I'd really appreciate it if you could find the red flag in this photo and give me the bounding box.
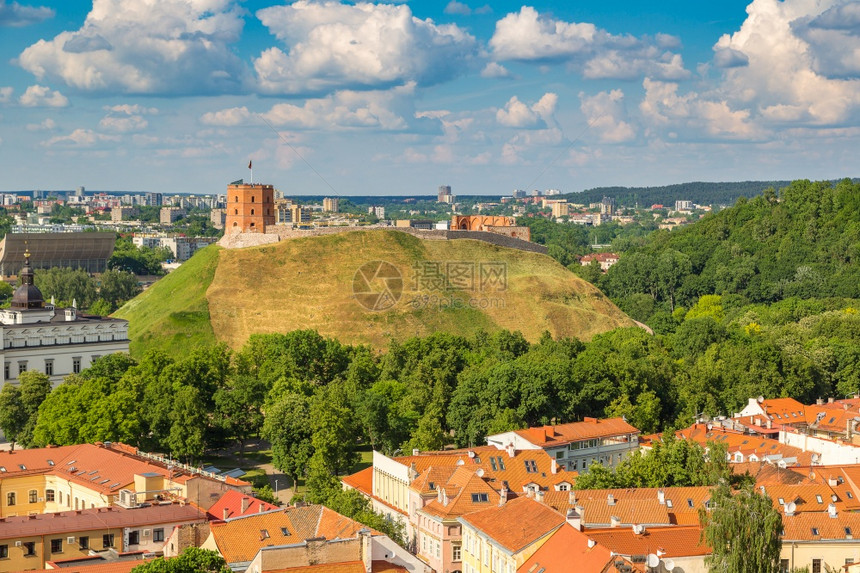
[248,160,252,169]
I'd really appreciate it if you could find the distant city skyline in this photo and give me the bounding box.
[0,0,858,196]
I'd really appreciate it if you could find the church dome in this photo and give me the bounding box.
[10,252,45,310]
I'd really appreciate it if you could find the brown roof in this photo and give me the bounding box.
[513,418,639,448]
[210,505,372,565]
[458,497,565,554]
[0,504,205,540]
[731,462,809,486]
[586,525,710,558]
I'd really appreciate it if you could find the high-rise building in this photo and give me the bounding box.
[226,182,275,233]
[323,197,340,213]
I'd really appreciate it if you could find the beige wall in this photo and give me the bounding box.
[782,541,860,572]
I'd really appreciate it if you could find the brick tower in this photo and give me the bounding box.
[225,182,275,233]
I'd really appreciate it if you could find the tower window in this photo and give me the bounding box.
[234,209,238,215]
[234,196,238,202]
[251,196,255,202]
[251,209,255,215]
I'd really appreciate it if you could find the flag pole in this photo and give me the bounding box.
[249,159,254,186]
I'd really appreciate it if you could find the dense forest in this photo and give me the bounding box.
[569,180,797,207]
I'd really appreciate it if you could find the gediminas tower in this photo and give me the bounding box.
[226,182,275,233]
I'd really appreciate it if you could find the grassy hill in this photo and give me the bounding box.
[116,230,635,357]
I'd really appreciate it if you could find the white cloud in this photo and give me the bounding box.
[254,1,477,94]
[0,86,12,103]
[712,0,860,126]
[200,106,253,127]
[99,115,147,132]
[104,104,157,115]
[444,1,471,16]
[496,93,557,128]
[488,6,688,80]
[480,62,512,78]
[0,0,53,27]
[19,84,68,107]
[26,117,56,131]
[579,90,636,143]
[18,0,246,95]
[42,128,120,147]
[261,83,417,130]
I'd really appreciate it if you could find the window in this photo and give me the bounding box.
[6,492,14,506]
[251,209,255,215]
[234,196,238,202]
[666,499,673,509]
[497,457,505,471]
[17,361,27,374]
[452,544,462,562]
[815,494,823,504]
[23,542,36,556]
[28,490,37,503]
[556,451,564,459]
[558,483,569,491]
[44,360,54,376]
[813,559,821,573]
[234,209,238,215]
[51,539,63,553]
[846,527,853,536]
[46,489,55,502]
[3,362,8,379]
[687,498,694,508]
[0,545,7,559]
[280,527,290,536]
[103,534,114,548]
[811,528,820,536]
[153,529,164,543]
[80,536,89,550]
[524,460,538,473]
[260,529,270,540]
[471,493,489,503]
[490,457,497,471]
[847,491,854,499]
[73,357,81,374]
[128,531,140,545]
[779,559,789,573]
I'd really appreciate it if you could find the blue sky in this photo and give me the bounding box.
[0,0,858,196]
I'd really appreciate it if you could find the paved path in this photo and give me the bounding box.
[209,440,296,505]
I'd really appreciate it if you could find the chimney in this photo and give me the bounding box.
[568,490,576,506]
[566,508,582,531]
[607,494,616,506]
[259,503,265,513]
[828,397,834,404]
[499,487,508,506]
[536,490,545,504]
[551,459,558,475]
[241,497,249,513]
[817,398,824,405]
[848,420,853,440]
[413,448,420,456]
[766,419,773,430]
[587,539,596,548]
[506,443,516,458]
[828,503,838,518]
[610,515,620,528]
[657,489,665,505]
[223,507,229,520]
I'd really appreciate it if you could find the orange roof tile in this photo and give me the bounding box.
[267,562,365,573]
[782,511,860,541]
[43,558,154,573]
[513,418,639,448]
[586,525,710,558]
[342,466,373,495]
[208,489,279,520]
[420,468,501,519]
[459,497,565,553]
[518,524,618,573]
[677,424,815,466]
[210,505,373,565]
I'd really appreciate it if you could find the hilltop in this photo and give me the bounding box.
[115,230,635,357]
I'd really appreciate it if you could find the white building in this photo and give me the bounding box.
[1,253,129,387]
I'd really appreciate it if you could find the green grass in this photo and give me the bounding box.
[119,230,635,355]
[114,244,220,359]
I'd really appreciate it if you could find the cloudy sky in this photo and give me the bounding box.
[0,0,858,196]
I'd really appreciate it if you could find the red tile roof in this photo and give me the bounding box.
[586,525,710,558]
[518,524,619,573]
[513,418,639,448]
[782,511,860,541]
[458,497,565,553]
[342,467,373,494]
[0,504,205,540]
[43,558,154,573]
[207,489,278,520]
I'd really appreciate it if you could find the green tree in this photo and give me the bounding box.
[131,547,230,573]
[167,385,206,462]
[99,269,142,310]
[701,483,782,573]
[0,384,26,449]
[261,392,313,489]
[35,267,97,308]
[214,374,267,457]
[17,371,52,447]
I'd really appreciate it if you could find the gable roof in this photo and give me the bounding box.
[209,505,372,565]
[517,524,621,573]
[207,489,278,520]
[513,418,639,448]
[585,525,710,558]
[458,497,565,554]
[782,511,860,541]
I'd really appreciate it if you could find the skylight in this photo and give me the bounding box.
[811,528,820,535]
[280,527,290,536]
[471,493,489,503]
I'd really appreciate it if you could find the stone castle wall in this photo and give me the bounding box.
[218,225,548,255]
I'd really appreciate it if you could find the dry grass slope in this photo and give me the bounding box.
[205,230,634,349]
